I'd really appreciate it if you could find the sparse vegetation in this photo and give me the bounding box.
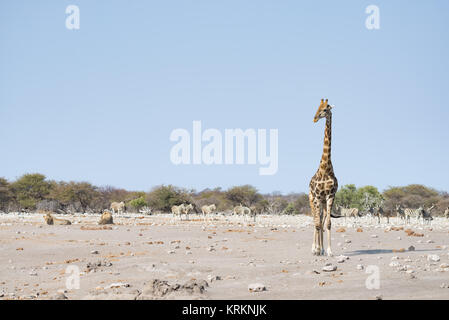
[0,173,448,216]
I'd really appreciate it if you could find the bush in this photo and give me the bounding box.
[146,185,191,212]
[11,174,52,210]
[225,185,262,207]
[128,197,148,212]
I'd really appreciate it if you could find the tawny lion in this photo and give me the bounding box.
[43,212,71,225]
[98,210,114,225]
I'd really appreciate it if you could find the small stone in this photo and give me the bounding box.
[389,261,400,267]
[105,282,130,289]
[52,292,68,300]
[207,275,221,282]
[345,239,351,244]
[91,250,99,254]
[322,264,337,272]
[167,250,175,254]
[408,246,415,251]
[427,254,440,262]
[391,256,399,260]
[248,283,266,292]
[357,264,364,270]
[371,235,378,238]
[336,255,349,263]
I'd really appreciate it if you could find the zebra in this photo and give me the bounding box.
[171,204,185,220]
[233,204,252,220]
[110,201,125,214]
[404,206,424,224]
[201,204,216,221]
[334,206,359,221]
[420,204,435,225]
[395,204,405,222]
[182,203,194,220]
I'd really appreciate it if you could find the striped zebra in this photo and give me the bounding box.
[395,204,405,223]
[404,206,423,224]
[171,204,185,219]
[420,204,435,225]
[334,206,359,221]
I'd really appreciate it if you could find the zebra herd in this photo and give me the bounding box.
[334,204,448,225]
[170,203,256,221]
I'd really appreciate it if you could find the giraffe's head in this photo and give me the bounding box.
[314,98,333,123]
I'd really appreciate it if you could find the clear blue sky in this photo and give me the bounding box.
[1,1,448,194]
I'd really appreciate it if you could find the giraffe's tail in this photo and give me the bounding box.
[330,212,344,218]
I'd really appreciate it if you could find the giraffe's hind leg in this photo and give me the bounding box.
[325,198,334,256]
[310,195,321,255]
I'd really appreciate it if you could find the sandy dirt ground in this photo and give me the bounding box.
[0,212,448,300]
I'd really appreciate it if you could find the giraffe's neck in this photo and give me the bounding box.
[318,112,333,176]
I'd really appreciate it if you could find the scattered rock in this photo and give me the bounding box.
[248,283,266,292]
[408,246,415,251]
[51,292,68,300]
[357,264,364,270]
[322,264,337,272]
[427,254,440,262]
[207,275,222,282]
[336,255,349,263]
[104,282,131,289]
[137,279,208,299]
[389,261,400,267]
[86,260,112,272]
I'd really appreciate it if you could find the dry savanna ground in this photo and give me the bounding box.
[0,212,448,300]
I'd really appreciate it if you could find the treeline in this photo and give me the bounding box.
[0,174,448,216]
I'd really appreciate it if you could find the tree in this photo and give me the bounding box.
[335,184,359,209]
[128,197,148,212]
[11,174,52,209]
[0,178,12,211]
[225,185,262,207]
[293,193,310,215]
[383,184,440,212]
[357,185,383,212]
[146,185,191,212]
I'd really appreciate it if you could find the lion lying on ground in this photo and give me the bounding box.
[43,212,71,225]
[98,210,114,225]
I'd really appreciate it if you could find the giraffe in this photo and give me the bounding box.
[309,98,338,256]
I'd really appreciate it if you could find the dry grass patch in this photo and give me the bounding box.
[405,229,424,237]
